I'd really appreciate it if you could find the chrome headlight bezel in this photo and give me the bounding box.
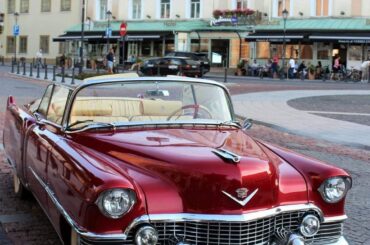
[96,188,136,219]
[318,176,352,203]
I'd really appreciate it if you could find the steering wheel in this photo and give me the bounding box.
[167,104,213,121]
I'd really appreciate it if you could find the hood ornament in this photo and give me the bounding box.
[212,148,241,163]
[222,188,258,207]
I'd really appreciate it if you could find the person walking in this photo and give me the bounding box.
[361,59,370,83]
[288,57,295,79]
[271,55,279,78]
[36,49,44,68]
[106,48,115,74]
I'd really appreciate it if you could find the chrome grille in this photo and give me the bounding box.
[79,210,343,245]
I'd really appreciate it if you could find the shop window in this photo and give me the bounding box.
[141,40,151,56]
[348,45,362,61]
[257,42,270,59]
[40,35,50,54]
[160,0,171,19]
[132,0,142,19]
[317,43,330,59]
[316,0,328,16]
[20,0,29,13]
[278,0,290,16]
[41,0,51,12]
[190,0,201,19]
[8,0,15,14]
[300,45,313,59]
[19,36,27,53]
[237,0,248,9]
[61,0,71,11]
[6,36,15,54]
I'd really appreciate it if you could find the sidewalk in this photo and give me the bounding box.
[232,90,370,148]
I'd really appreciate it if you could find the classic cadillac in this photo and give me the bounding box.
[3,74,351,245]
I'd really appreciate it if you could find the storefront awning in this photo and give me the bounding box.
[245,34,304,42]
[53,34,121,42]
[309,34,370,44]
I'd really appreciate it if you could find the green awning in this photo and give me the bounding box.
[255,18,370,31]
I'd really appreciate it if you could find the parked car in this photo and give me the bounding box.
[166,51,211,75]
[4,74,351,245]
[141,57,201,77]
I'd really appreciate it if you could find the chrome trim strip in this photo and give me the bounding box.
[28,167,127,241]
[326,236,349,245]
[27,167,348,242]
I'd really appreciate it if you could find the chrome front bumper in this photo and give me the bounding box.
[327,237,349,245]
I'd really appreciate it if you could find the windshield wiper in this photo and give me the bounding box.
[67,120,116,131]
[218,120,242,128]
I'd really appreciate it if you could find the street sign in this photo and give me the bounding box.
[13,24,19,36]
[105,27,112,38]
[120,22,127,36]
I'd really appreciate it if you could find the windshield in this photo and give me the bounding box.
[68,81,233,129]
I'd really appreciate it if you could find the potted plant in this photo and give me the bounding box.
[235,59,245,76]
[213,10,223,19]
[308,64,316,80]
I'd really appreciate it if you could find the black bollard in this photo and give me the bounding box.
[29,63,33,77]
[61,66,65,83]
[224,67,228,83]
[44,65,48,80]
[368,67,370,83]
[11,62,14,73]
[52,66,56,81]
[1,56,4,66]
[36,64,40,78]
[71,67,75,84]
[17,62,20,74]
[23,62,26,75]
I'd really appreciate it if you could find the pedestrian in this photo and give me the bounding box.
[288,57,295,79]
[315,61,322,79]
[251,59,258,76]
[361,59,370,83]
[106,48,115,74]
[271,55,279,78]
[297,60,307,79]
[60,53,66,68]
[36,49,43,68]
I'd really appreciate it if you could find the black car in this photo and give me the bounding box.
[166,51,210,75]
[140,57,202,77]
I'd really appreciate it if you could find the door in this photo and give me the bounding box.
[211,39,230,67]
[25,85,70,213]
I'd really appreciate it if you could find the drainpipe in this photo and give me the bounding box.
[235,31,242,61]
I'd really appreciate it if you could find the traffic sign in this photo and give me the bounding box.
[105,27,112,38]
[13,24,19,36]
[120,22,127,36]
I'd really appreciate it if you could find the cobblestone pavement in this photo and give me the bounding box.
[1,67,370,244]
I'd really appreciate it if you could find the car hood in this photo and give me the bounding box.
[71,128,308,215]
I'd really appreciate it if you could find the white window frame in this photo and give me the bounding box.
[157,0,171,19]
[189,0,201,19]
[129,0,142,20]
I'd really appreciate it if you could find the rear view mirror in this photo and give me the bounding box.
[146,90,170,97]
[242,118,253,130]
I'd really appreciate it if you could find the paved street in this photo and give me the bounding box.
[0,66,369,244]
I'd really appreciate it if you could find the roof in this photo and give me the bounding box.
[255,17,370,32]
[66,19,250,33]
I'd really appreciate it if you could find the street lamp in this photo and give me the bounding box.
[106,10,112,51]
[79,0,86,74]
[13,12,19,65]
[281,8,288,79]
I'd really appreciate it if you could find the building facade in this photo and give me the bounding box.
[0,0,83,62]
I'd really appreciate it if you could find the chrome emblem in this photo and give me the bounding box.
[236,188,248,199]
[222,188,259,207]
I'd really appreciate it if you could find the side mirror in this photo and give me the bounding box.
[242,118,253,130]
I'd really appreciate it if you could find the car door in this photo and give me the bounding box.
[168,58,182,75]
[24,85,70,213]
[158,58,169,75]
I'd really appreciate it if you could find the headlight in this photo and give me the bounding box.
[300,214,320,237]
[96,188,136,218]
[318,177,351,203]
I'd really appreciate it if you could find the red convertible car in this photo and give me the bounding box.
[3,74,351,245]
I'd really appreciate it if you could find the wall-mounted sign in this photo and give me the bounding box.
[164,21,177,27]
[210,16,238,26]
